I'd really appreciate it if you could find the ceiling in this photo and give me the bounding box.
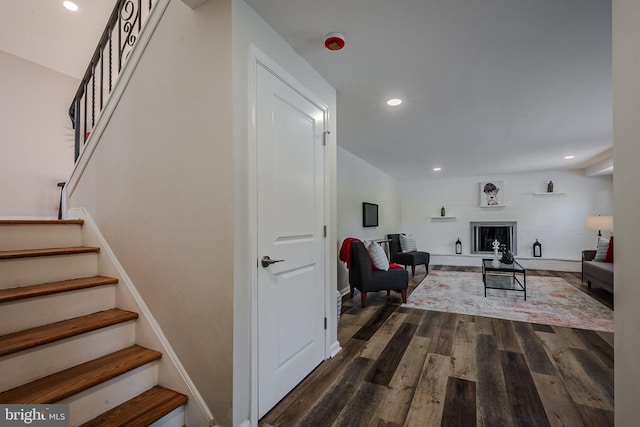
[0,0,115,79]
[245,0,612,181]
[2,0,612,181]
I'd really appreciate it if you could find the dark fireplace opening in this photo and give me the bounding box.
[471,221,517,255]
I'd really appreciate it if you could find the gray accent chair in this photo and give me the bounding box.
[349,240,409,307]
[387,233,430,277]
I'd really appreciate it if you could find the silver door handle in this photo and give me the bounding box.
[261,256,284,268]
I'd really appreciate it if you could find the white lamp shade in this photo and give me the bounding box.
[586,216,614,231]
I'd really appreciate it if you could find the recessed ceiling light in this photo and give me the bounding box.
[63,1,79,12]
[433,167,442,172]
[564,155,575,159]
[386,98,402,107]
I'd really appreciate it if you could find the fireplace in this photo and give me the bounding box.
[470,221,517,255]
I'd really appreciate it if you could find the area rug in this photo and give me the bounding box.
[403,271,613,332]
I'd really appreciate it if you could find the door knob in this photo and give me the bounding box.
[261,256,284,268]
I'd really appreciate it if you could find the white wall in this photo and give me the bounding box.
[613,0,640,424]
[400,170,612,270]
[67,1,234,425]
[232,1,337,426]
[0,51,76,217]
[336,146,402,294]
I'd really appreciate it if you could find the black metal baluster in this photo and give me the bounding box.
[118,1,122,72]
[91,68,96,128]
[74,97,81,161]
[109,31,113,92]
[100,50,104,111]
[83,83,88,143]
[57,182,66,220]
[138,0,142,32]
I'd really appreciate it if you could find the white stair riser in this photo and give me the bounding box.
[0,253,98,289]
[62,361,160,427]
[150,406,186,427]
[0,322,136,392]
[0,286,116,335]
[0,224,82,251]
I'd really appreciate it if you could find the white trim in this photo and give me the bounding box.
[236,420,251,427]
[0,216,58,220]
[247,44,259,427]
[65,0,171,201]
[330,341,342,358]
[180,0,210,9]
[67,207,216,427]
[248,45,332,426]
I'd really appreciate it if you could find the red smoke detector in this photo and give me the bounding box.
[324,33,345,51]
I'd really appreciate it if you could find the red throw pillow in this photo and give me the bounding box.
[605,236,614,263]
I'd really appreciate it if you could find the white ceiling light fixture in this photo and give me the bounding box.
[564,155,575,159]
[433,167,442,172]
[63,1,79,12]
[386,98,402,107]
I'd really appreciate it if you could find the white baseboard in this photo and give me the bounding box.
[330,340,342,358]
[430,254,581,272]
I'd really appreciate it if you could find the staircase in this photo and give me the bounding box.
[0,219,187,426]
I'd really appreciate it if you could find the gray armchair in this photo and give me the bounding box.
[349,241,409,307]
[387,234,430,277]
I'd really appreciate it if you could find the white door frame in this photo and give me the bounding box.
[247,45,335,426]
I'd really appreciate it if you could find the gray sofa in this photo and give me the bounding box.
[582,250,614,293]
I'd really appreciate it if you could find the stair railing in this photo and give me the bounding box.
[68,0,156,162]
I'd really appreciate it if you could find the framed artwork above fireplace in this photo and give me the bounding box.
[479,180,505,207]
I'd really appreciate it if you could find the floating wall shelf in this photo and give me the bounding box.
[431,216,456,219]
[532,192,567,196]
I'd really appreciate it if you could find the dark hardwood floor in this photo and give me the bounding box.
[260,266,614,427]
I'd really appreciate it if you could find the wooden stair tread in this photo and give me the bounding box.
[0,219,84,225]
[0,246,100,260]
[80,386,188,427]
[0,345,161,403]
[0,308,138,357]
[0,276,119,303]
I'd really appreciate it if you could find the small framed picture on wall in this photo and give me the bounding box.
[479,180,505,207]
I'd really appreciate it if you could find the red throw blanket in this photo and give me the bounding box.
[339,237,360,269]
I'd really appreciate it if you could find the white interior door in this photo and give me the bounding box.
[256,62,326,418]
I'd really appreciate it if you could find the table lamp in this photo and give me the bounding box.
[586,215,614,237]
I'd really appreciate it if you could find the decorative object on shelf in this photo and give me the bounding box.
[491,239,501,267]
[586,215,613,237]
[532,192,566,196]
[498,243,514,264]
[440,206,446,217]
[533,239,542,257]
[455,238,462,254]
[479,181,505,207]
[547,181,554,193]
